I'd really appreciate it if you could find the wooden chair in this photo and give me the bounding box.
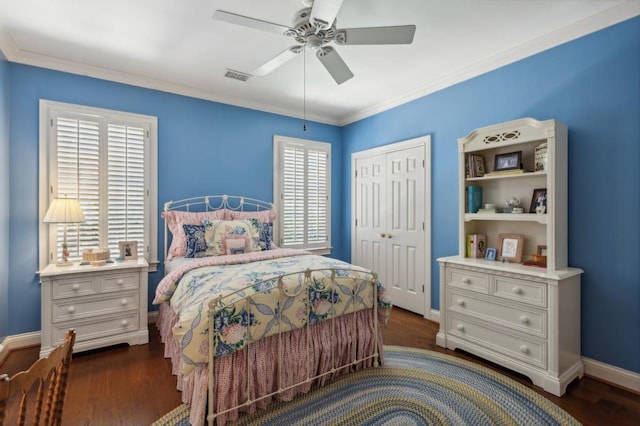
[0,330,75,426]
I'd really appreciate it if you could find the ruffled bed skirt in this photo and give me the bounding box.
[157,303,384,426]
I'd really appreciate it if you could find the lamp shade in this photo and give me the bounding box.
[43,197,85,223]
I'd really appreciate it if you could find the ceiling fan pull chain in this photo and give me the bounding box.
[303,46,307,132]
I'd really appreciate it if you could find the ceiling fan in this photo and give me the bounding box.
[213,0,416,84]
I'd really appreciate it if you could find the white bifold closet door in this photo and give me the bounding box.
[352,137,429,316]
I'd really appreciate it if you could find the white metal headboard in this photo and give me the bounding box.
[162,194,274,263]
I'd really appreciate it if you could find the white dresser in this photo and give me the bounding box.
[437,118,583,396]
[39,259,149,357]
[437,257,582,396]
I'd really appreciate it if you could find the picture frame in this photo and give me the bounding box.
[537,245,548,256]
[118,240,138,260]
[529,188,547,213]
[485,247,497,261]
[493,151,522,171]
[497,233,524,263]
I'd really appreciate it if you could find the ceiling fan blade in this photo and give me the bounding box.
[213,10,291,35]
[336,25,416,45]
[253,46,303,76]
[316,47,353,84]
[310,0,344,30]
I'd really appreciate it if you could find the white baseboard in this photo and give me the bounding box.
[0,331,40,365]
[428,309,440,323]
[2,314,638,395]
[582,356,640,394]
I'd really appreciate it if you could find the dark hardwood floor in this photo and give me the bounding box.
[2,308,639,425]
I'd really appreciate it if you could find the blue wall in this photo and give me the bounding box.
[4,16,639,375]
[0,53,9,342]
[342,16,640,374]
[7,65,343,336]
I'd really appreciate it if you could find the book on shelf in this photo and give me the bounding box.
[477,208,497,214]
[466,234,487,258]
[465,154,486,178]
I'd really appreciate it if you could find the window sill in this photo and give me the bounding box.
[304,247,332,256]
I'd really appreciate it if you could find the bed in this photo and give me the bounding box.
[154,195,391,426]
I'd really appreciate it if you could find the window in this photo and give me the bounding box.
[273,135,331,253]
[39,100,158,271]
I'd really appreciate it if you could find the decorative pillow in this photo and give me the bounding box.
[203,220,260,256]
[225,238,248,255]
[246,219,273,250]
[183,224,207,258]
[162,209,230,260]
[229,209,277,223]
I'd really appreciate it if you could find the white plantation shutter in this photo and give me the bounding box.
[41,101,157,267]
[107,124,146,257]
[274,136,331,252]
[55,116,101,259]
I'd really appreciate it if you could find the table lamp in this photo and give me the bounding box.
[43,195,85,266]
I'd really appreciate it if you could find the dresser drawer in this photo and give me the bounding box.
[447,268,489,294]
[52,313,140,347]
[53,293,139,323]
[448,289,546,338]
[448,315,546,369]
[52,276,100,299]
[493,276,547,307]
[101,272,140,293]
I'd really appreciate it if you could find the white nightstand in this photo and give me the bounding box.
[39,258,149,357]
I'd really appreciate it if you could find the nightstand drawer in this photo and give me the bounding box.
[448,289,546,338]
[53,293,139,322]
[448,315,546,369]
[493,276,547,307]
[447,268,489,294]
[52,276,100,299]
[52,313,140,346]
[101,272,139,293]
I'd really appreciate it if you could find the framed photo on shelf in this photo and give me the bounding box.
[530,188,547,213]
[537,245,547,256]
[497,233,524,263]
[493,151,522,171]
[485,247,497,261]
[118,240,138,260]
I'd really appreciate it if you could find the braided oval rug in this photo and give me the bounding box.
[154,345,580,426]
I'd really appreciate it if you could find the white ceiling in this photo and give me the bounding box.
[0,0,638,125]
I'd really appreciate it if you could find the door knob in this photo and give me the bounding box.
[378,233,387,238]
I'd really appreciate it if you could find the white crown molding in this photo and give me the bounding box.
[2,2,638,128]
[0,36,336,127]
[338,0,640,126]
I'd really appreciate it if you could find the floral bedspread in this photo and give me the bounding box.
[154,249,391,376]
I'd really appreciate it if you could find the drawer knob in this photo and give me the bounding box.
[519,315,530,324]
[121,319,129,327]
[121,299,128,306]
[512,287,523,295]
[456,324,465,332]
[72,284,80,291]
[456,299,465,307]
[520,345,530,355]
[67,306,75,314]
[462,277,471,284]
[117,279,124,285]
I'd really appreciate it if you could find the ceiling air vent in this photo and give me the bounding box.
[224,69,251,82]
